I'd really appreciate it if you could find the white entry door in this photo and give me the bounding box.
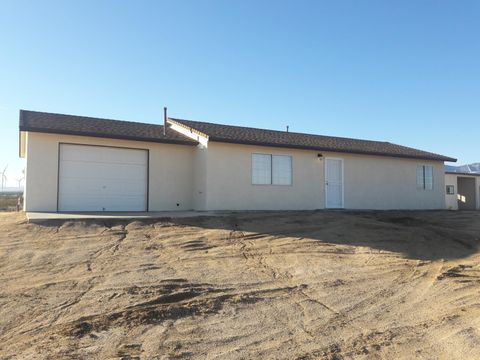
[58,144,148,211]
[325,158,344,209]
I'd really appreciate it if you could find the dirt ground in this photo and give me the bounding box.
[0,210,479,359]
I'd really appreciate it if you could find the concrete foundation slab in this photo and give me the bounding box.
[26,211,227,223]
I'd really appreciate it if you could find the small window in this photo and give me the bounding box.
[417,165,434,190]
[446,185,455,195]
[252,153,292,185]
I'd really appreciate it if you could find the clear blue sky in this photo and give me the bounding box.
[1,0,478,186]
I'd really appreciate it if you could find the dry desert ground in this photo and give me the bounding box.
[0,210,479,359]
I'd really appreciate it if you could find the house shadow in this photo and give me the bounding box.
[36,210,479,262]
[169,210,480,262]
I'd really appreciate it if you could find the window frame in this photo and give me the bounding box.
[251,153,293,186]
[446,185,455,195]
[251,153,272,185]
[272,154,293,186]
[417,165,434,191]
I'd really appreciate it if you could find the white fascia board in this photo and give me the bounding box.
[167,120,209,147]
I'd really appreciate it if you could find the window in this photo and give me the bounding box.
[272,155,292,185]
[417,165,434,190]
[252,154,271,185]
[252,153,292,185]
[446,185,455,195]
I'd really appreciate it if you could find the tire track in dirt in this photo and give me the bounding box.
[0,225,130,345]
[57,282,308,339]
[231,220,412,336]
[229,224,345,343]
[1,211,480,359]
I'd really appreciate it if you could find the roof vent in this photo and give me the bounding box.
[286,125,289,132]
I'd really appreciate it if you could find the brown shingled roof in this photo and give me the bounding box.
[18,110,456,162]
[169,118,456,162]
[19,110,197,146]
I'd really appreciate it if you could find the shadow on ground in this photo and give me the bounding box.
[37,210,480,261]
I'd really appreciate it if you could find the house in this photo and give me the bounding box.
[19,110,456,212]
[445,172,480,210]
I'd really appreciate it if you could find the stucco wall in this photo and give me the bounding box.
[24,132,195,212]
[445,173,458,210]
[192,146,207,211]
[201,142,446,210]
[341,153,445,210]
[203,143,323,210]
[24,132,448,212]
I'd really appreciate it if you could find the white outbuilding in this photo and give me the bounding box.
[445,172,480,210]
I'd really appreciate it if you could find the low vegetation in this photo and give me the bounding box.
[0,210,479,359]
[0,192,22,211]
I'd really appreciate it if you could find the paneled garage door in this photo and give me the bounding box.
[58,144,148,211]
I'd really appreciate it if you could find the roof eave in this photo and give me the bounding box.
[445,171,480,177]
[208,137,456,162]
[19,127,199,146]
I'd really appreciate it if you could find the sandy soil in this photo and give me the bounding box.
[0,210,479,359]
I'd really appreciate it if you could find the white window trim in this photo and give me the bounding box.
[252,153,272,185]
[417,165,434,191]
[272,154,293,186]
[446,185,455,195]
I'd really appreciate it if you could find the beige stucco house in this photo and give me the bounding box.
[19,110,456,212]
[445,172,480,210]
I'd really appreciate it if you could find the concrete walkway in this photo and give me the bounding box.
[26,211,227,222]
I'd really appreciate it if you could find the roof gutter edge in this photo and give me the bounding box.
[19,127,199,146]
[207,137,457,162]
[445,171,480,176]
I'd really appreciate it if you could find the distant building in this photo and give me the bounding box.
[445,172,480,210]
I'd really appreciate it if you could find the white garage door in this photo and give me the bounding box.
[58,144,148,211]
